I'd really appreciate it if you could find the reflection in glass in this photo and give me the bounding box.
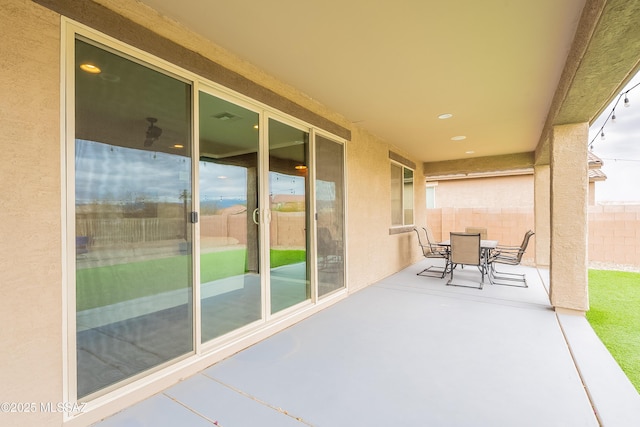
[199,92,261,342]
[268,119,310,313]
[404,168,414,225]
[391,163,403,225]
[316,136,345,296]
[75,39,193,398]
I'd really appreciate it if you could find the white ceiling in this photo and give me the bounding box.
[137,0,586,163]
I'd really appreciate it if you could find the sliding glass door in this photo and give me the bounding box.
[74,38,194,398]
[199,92,262,341]
[198,106,315,328]
[71,31,346,401]
[268,119,311,314]
[315,135,345,297]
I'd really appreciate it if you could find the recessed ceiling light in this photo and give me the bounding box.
[438,113,453,119]
[451,136,466,141]
[465,150,475,154]
[80,63,101,74]
[295,165,307,170]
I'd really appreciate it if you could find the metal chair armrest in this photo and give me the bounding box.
[495,244,521,250]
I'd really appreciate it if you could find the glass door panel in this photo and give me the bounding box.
[199,92,261,342]
[315,135,345,296]
[74,39,193,398]
[268,119,310,314]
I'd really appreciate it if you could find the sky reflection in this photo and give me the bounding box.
[75,139,308,205]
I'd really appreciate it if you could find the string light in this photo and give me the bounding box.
[589,81,639,148]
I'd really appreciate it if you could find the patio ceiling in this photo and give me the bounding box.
[136,0,640,166]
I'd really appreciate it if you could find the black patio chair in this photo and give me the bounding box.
[489,230,535,287]
[414,227,450,278]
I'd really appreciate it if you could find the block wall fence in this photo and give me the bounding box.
[426,205,640,269]
[76,206,640,269]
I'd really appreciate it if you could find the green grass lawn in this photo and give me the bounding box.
[587,269,640,393]
[77,248,305,311]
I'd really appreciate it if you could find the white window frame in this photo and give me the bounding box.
[390,160,415,227]
[426,182,438,209]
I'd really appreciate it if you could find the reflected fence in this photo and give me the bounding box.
[76,212,308,250]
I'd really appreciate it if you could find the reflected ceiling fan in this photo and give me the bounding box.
[144,117,162,147]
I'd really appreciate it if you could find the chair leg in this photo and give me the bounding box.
[446,264,483,289]
[417,257,450,279]
[489,264,528,287]
[417,265,447,279]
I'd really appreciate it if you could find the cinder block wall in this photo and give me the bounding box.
[588,205,640,268]
[427,207,536,265]
[427,204,640,269]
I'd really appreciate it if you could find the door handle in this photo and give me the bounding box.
[252,208,259,225]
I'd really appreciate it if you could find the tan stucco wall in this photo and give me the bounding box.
[431,174,534,208]
[550,123,589,311]
[1,1,424,424]
[534,164,551,267]
[0,1,64,426]
[347,128,425,292]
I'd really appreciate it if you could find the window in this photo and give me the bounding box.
[391,162,414,226]
[426,183,437,208]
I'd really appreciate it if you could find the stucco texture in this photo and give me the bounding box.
[433,175,534,209]
[346,127,425,292]
[550,123,589,311]
[0,1,64,426]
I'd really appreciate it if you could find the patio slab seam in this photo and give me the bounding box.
[161,392,220,425]
[199,373,312,426]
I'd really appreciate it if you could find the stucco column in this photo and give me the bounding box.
[534,164,550,267]
[549,123,589,312]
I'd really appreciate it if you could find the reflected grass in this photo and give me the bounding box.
[77,249,305,311]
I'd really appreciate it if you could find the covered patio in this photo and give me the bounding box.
[4,1,640,426]
[95,260,640,426]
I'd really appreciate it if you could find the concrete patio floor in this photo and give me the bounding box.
[94,260,640,426]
